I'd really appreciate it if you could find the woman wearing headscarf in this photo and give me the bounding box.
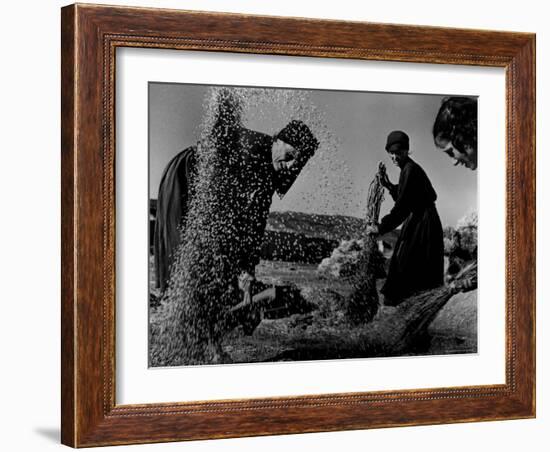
[153,119,318,295]
[368,130,444,306]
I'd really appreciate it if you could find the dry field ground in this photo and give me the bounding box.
[150,259,477,364]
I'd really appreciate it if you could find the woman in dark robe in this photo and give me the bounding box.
[370,130,444,306]
[153,119,318,295]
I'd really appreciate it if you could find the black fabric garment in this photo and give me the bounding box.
[153,127,304,292]
[230,128,278,276]
[378,158,444,304]
[153,146,196,292]
[153,123,316,295]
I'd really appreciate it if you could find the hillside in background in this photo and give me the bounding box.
[149,201,399,264]
[266,210,364,241]
[151,200,366,241]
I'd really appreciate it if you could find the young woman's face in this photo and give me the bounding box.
[438,138,477,170]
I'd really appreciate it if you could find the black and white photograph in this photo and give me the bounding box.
[148,83,478,367]
[1,0,545,449]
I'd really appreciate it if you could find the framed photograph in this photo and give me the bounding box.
[61,3,535,447]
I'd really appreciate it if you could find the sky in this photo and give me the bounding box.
[149,83,477,228]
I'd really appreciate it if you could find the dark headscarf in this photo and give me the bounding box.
[273,120,319,197]
[385,130,410,153]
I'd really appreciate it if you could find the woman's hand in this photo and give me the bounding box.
[365,224,379,236]
[378,162,392,189]
[380,171,392,189]
[449,277,477,293]
[238,272,255,293]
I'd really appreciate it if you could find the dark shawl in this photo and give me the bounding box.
[379,158,444,303]
[153,146,196,292]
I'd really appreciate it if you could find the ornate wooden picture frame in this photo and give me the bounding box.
[61,3,535,447]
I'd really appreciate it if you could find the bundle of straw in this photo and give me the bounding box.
[345,162,386,325]
[272,260,477,361]
[387,259,477,353]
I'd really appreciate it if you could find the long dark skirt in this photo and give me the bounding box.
[381,205,444,305]
[153,147,196,293]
